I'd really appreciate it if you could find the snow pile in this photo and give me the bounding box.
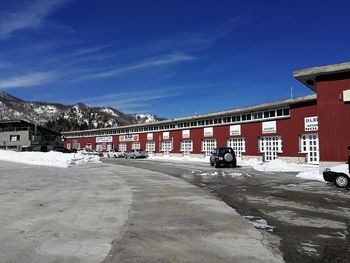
[296,168,323,182]
[244,216,274,232]
[0,150,100,168]
[148,155,210,163]
[240,158,323,182]
[237,157,262,167]
[252,159,313,172]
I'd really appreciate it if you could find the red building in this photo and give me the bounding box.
[63,95,319,164]
[62,62,350,170]
[294,62,350,170]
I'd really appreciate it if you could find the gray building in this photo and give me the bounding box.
[0,120,62,152]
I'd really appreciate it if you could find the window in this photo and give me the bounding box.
[10,135,20,142]
[283,108,290,116]
[132,142,140,150]
[119,143,127,152]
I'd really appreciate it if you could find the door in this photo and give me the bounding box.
[259,136,282,161]
[227,138,245,158]
[161,141,172,156]
[202,139,217,157]
[181,140,193,156]
[300,134,319,164]
[146,141,155,155]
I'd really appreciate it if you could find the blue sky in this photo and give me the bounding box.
[0,0,349,117]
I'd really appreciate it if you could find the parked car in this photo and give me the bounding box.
[323,164,349,188]
[107,150,125,158]
[81,148,99,156]
[210,147,237,168]
[124,149,148,159]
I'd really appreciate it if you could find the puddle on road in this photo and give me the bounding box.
[181,169,249,184]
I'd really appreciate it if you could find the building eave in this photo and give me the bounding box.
[293,61,350,91]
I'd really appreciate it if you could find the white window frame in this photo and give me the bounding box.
[161,141,172,155]
[202,139,217,156]
[132,142,140,150]
[119,143,127,152]
[145,141,155,153]
[181,140,193,155]
[300,133,319,164]
[227,137,246,158]
[259,136,282,161]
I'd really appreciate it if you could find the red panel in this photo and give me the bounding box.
[317,75,350,162]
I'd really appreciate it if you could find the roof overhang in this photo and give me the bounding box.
[62,95,317,135]
[293,62,350,91]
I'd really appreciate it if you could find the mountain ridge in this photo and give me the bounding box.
[0,92,164,132]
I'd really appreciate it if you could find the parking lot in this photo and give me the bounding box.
[104,157,350,263]
[0,160,283,263]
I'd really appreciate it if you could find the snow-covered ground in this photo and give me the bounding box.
[148,155,322,181]
[0,150,100,168]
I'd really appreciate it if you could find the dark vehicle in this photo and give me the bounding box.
[210,147,237,168]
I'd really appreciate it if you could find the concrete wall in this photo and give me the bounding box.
[0,130,31,150]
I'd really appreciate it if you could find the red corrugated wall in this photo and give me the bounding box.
[316,74,350,162]
[64,101,318,158]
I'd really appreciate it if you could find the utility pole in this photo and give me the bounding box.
[290,87,294,98]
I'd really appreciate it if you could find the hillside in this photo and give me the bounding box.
[0,92,164,132]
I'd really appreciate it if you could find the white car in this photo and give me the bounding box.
[81,148,99,156]
[107,150,125,158]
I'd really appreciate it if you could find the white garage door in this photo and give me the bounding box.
[202,139,217,156]
[227,138,246,157]
[181,140,193,156]
[161,141,172,155]
[259,136,282,161]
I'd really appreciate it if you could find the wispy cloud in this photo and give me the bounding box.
[0,72,55,89]
[77,53,195,80]
[0,0,71,39]
[80,87,184,112]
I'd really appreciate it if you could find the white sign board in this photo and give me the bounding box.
[204,127,213,137]
[305,116,318,131]
[262,121,277,134]
[96,136,113,143]
[182,129,190,139]
[119,134,139,142]
[163,131,169,140]
[147,133,153,140]
[230,125,241,136]
[343,89,350,102]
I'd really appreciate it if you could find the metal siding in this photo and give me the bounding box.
[317,78,350,162]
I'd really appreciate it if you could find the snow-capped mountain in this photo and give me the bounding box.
[0,92,163,132]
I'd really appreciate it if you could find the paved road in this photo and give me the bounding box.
[0,160,282,263]
[103,157,350,263]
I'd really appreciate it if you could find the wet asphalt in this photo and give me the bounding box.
[103,157,350,263]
